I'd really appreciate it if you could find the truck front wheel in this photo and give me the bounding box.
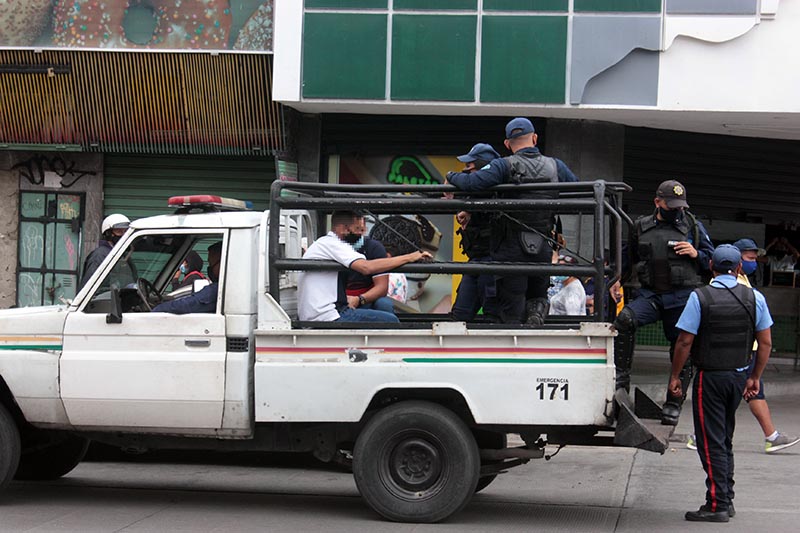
[14,433,89,481]
[353,401,479,523]
[0,403,21,491]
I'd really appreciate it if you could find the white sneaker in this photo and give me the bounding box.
[687,434,697,450]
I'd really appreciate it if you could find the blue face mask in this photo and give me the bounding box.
[741,260,757,275]
[552,275,569,284]
[351,236,366,251]
[180,263,188,274]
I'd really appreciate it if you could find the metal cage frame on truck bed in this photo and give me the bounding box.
[267,180,633,327]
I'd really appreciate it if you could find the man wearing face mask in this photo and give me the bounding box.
[298,211,431,323]
[345,218,395,315]
[170,250,206,291]
[686,239,798,454]
[79,213,132,289]
[153,242,222,314]
[614,180,715,425]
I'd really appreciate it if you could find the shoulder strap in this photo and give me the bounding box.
[685,210,701,246]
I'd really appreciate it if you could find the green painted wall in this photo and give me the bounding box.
[481,16,567,103]
[574,0,661,12]
[302,13,387,99]
[391,15,476,101]
[484,0,568,11]
[394,0,476,9]
[305,0,387,8]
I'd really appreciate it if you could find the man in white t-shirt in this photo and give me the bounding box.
[298,211,431,323]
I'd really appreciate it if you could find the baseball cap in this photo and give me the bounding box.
[732,238,766,257]
[711,244,742,273]
[456,143,501,164]
[505,117,535,139]
[656,180,689,209]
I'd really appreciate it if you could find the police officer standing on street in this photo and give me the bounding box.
[614,180,714,425]
[669,244,773,522]
[446,118,578,324]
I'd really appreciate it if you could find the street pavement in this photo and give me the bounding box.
[2,353,798,532]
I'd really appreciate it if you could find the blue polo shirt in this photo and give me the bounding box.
[676,274,773,335]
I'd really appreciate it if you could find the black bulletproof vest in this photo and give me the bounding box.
[458,213,492,259]
[503,152,558,233]
[691,283,756,370]
[634,214,702,293]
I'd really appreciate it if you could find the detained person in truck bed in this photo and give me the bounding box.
[297,211,431,323]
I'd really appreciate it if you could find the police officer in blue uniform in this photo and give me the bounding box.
[450,143,501,321]
[669,244,773,522]
[446,118,578,324]
[614,180,714,424]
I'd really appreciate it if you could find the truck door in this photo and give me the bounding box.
[61,231,228,433]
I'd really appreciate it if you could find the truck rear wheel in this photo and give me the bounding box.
[353,401,479,523]
[0,403,21,491]
[14,434,89,481]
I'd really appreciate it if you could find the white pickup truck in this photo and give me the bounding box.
[0,182,670,523]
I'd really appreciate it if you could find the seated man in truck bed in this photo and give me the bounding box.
[298,211,431,323]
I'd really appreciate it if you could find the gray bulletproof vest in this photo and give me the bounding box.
[503,153,558,233]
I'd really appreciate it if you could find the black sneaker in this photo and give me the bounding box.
[728,502,735,518]
[685,505,730,523]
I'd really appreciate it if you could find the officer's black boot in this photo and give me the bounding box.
[525,297,549,326]
[613,329,636,394]
[662,347,694,425]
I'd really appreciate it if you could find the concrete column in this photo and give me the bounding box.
[544,119,625,181]
[0,153,19,309]
[543,119,625,258]
[284,108,322,183]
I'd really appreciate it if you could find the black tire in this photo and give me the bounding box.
[353,401,479,523]
[474,430,507,494]
[0,403,21,491]
[14,434,89,481]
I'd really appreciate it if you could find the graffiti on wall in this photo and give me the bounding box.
[0,0,273,52]
[12,155,96,188]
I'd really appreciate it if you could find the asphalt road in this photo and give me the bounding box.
[2,396,799,532]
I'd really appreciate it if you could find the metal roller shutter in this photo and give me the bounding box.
[103,155,274,219]
[624,127,800,224]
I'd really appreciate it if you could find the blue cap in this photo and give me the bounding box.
[505,117,535,139]
[733,238,758,251]
[456,143,501,164]
[711,244,742,273]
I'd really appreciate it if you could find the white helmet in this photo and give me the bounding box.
[101,213,130,234]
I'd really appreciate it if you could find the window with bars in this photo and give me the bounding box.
[17,192,84,307]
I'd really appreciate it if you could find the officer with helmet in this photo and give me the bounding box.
[78,213,131,289]
[614,180,715,425]
[669,244,773,522]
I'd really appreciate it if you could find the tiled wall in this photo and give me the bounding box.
[300,0,763,106]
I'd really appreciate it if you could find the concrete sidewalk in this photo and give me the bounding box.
[631,348,800,401]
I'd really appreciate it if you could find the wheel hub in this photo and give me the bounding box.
[389,437,442,492]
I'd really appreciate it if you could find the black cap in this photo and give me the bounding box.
[656,180,689,209]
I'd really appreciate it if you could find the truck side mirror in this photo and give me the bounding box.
[106,287,123,324]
